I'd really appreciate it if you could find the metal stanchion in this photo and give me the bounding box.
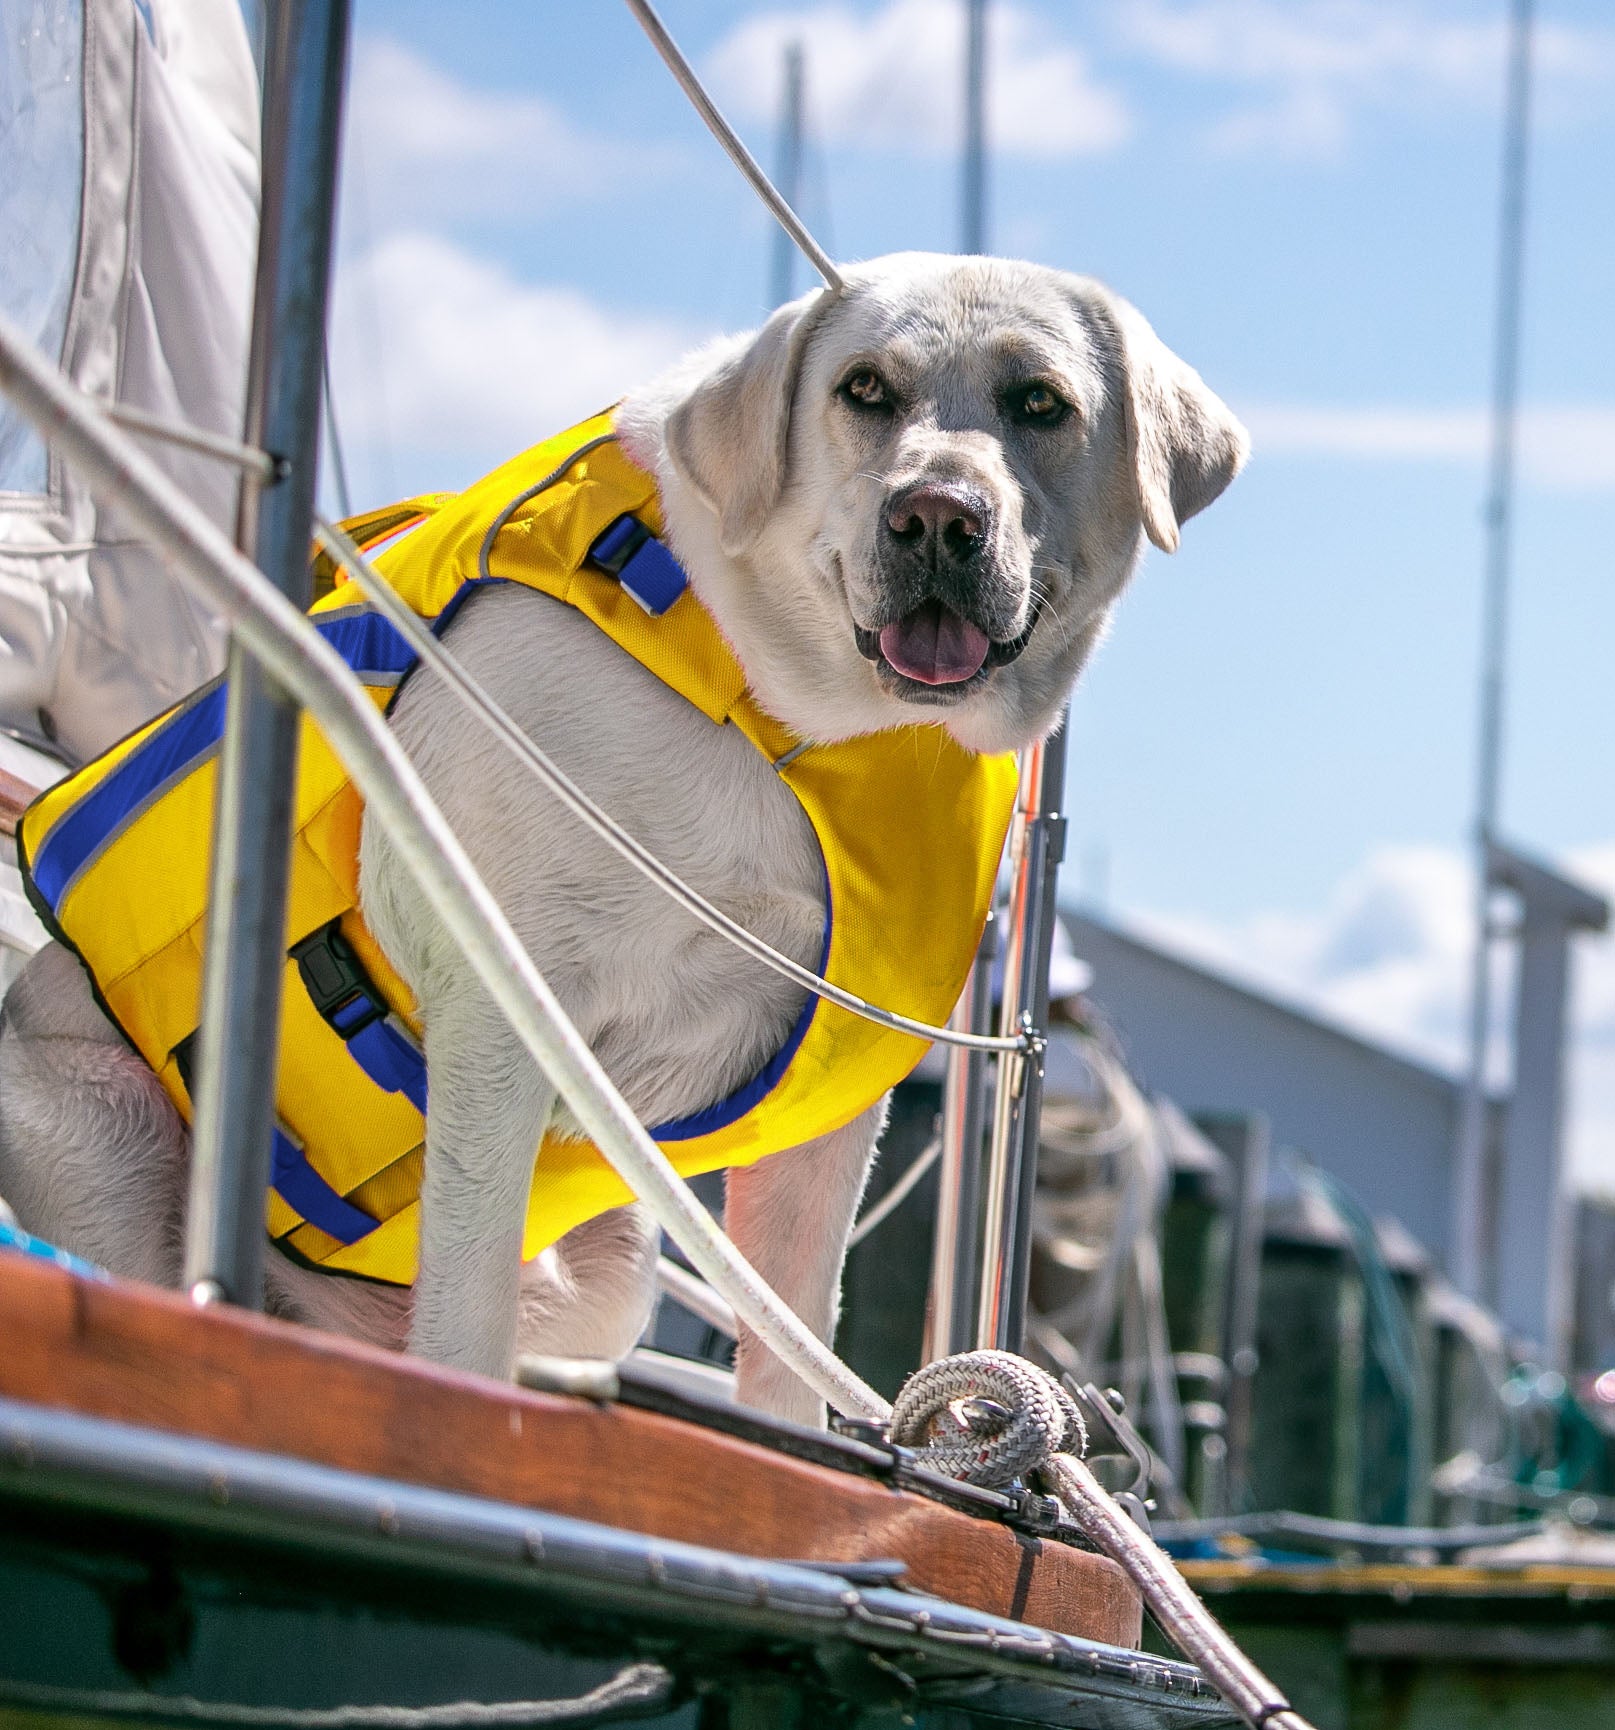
[975,716,1069,1353]
[184,0,351,1308]
[924,913,997,1363]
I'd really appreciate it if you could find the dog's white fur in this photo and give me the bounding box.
[0,256,1245,1425]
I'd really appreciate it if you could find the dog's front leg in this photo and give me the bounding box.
[411,985,555,1381]
[723,1098,887,1427]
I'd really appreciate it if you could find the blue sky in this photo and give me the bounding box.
[327,1,1615,1184]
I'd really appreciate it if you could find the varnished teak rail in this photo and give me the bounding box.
[0,1254,1141,1646]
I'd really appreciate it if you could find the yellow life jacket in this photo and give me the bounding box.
[19,412,1019,1286]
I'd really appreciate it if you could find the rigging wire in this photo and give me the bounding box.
[622,0,843,295]
[321,344,354,519]
[847,1133,942,1248]
[105,402,277,481]
[769,41,806,308]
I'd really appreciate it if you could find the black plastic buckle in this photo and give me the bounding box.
[589,513,653,576]
[290,920,387,1039]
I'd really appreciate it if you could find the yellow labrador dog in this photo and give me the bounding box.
[0,255,1245,1424]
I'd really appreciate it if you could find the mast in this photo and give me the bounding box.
[961,0,987,254]
[1451,0,1534,1307]
[184,0,351,1309]
[770,43,806,307]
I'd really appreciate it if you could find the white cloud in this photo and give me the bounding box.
[708,0,1129,159]
[342,36,670,234]
[1134,845,1477,1067]
[1118,0,1615,158]
[328,231,702,500]
[1128,840,1615,1188]
[1241,403,1615,494]
[1203,88,1343,157]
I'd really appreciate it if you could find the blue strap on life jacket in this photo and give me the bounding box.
[589,514,688,616]
[171,1024,382,1249]
[271,1126,379,1246]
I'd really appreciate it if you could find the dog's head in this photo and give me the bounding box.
[619,253,1247,755]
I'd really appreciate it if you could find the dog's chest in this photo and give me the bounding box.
[362,585,824,1132]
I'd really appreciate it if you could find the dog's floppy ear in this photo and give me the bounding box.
[1110,297,1249,555]
[664,287,832,553]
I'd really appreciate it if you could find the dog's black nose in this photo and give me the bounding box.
[883,483,988,565]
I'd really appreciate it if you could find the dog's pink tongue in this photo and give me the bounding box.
[878,602,991,685]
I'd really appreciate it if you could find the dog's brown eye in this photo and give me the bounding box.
[842,369,889,409]
[1011,382,1069,425]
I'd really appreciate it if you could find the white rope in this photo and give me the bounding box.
[653,1127,944,1335]
[0,1664,673,1727]
[0,312,889,1427]
[312,517,1025,1057]
[890,1350,1087,1485]
[893,1351,1318,1730]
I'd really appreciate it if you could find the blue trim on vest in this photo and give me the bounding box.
[28,613,419,911]
[650,858,833,1144]
[272,1128,376,1246]
[328,610,418,683]
[30,682,228,909]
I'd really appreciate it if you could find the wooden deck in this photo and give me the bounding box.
[0,1252,1142,1648]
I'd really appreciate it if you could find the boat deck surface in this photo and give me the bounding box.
[0,1252,1244,1728]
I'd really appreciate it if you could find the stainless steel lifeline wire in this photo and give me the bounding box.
[313,514,1028,1056]
[105,402,281,482]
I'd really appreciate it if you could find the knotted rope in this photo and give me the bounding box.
[893,1352,1317,1730]
[890,1349,1087,1486]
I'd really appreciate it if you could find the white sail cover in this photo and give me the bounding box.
[0,0,259,764]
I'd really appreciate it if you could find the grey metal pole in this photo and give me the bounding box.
[184,0,351,1308]
[962,0,988,255]
[1197,1112,1271,1517]
[1488,844,1609,1365]
[624,0,842,295]
[976,718,1069,1352]
[770,43,805,309]
[924,912,997,1363]
[1452,0,1533,1306]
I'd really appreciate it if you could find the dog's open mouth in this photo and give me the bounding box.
[875,601,991,686]
[855,597,1042,693]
